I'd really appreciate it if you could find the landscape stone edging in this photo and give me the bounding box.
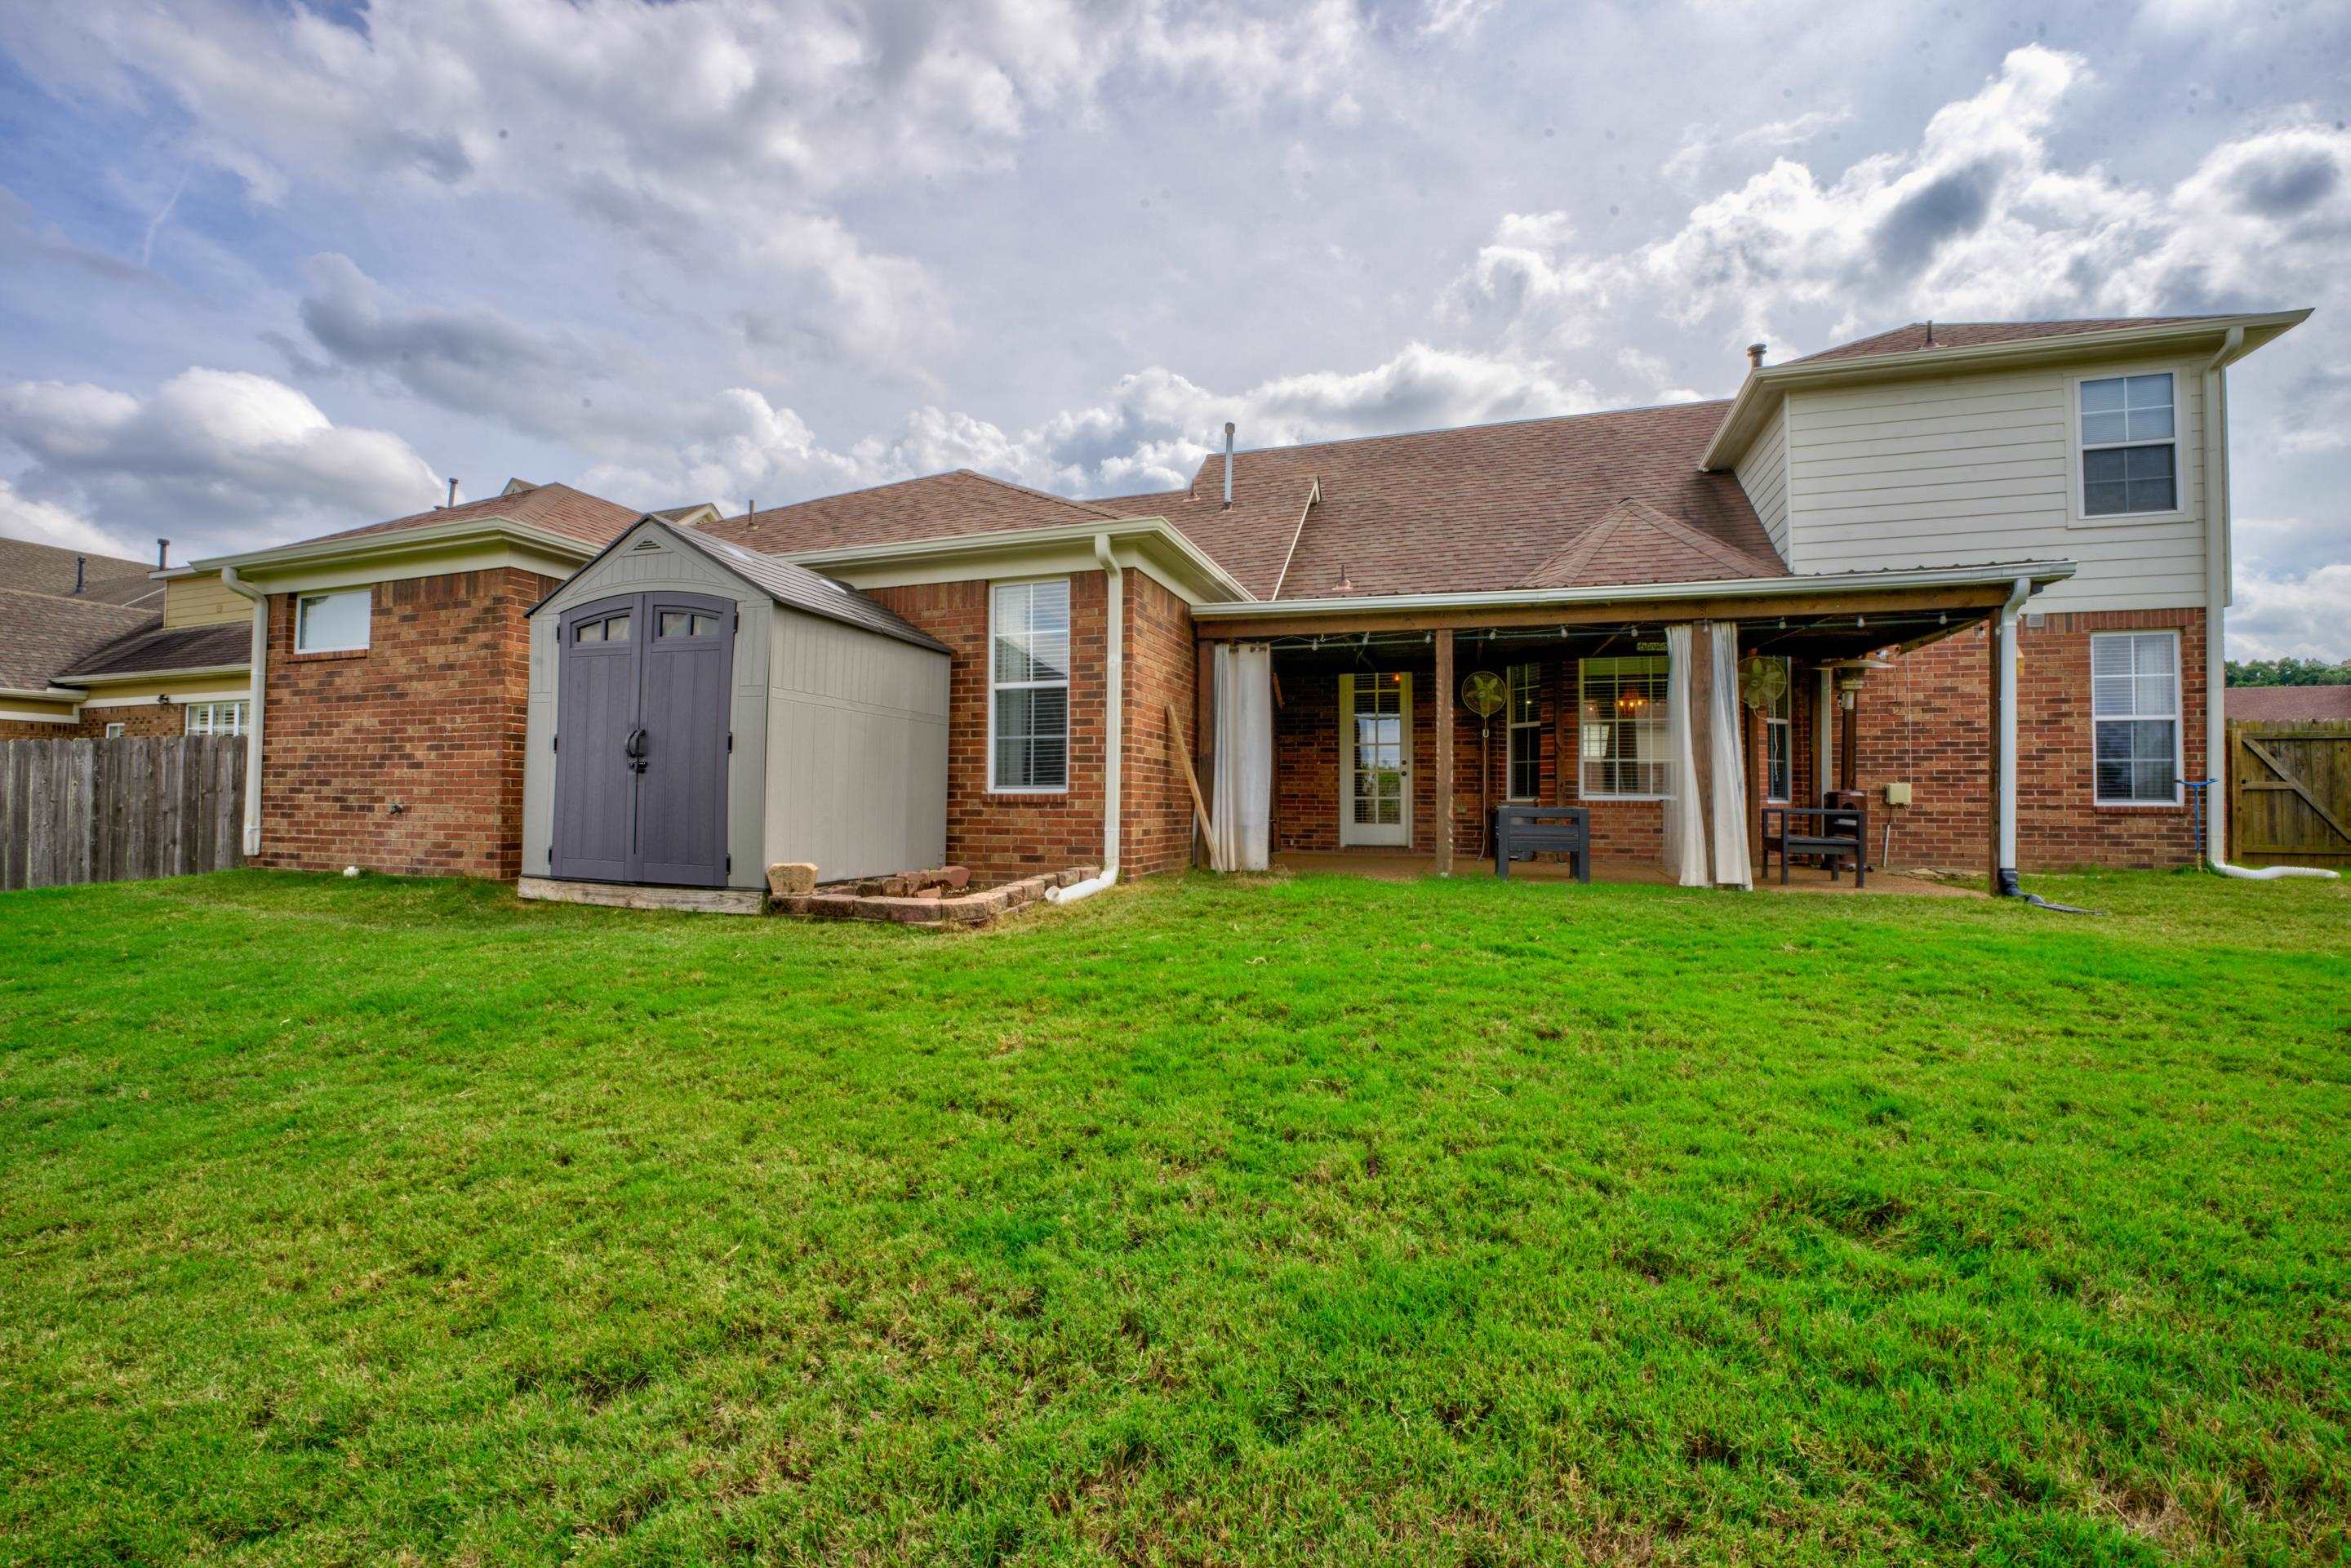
[771,866,1099,927]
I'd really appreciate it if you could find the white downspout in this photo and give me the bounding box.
[2197,326,2338,881]
[1049,535,1124,904]
[220,566,268,856]
[1993,574,2029,896]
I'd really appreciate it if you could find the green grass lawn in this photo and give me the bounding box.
[1,868,2346,1566]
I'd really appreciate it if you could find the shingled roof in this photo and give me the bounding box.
[699,469,1117,557]
[57,620,251,681]
[305,480,642,549]
[1789,317,2239,365]
[0,535,162,608]
[1147,401,1784,600]
[0,589,162,691]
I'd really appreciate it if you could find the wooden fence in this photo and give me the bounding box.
[2228,721,2351,868]
[0,735,246,891]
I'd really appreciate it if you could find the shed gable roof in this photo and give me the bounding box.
[535,517,950,655]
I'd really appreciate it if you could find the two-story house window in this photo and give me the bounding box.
[2079,373,2176,517]
[2091,631,2180,805]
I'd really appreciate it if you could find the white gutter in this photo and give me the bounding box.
[220,567,268,856]
[1191,559,2077,620]
[2193,326,2339,882]
[783,516,1253,606]
[53,662,251,686]
[1993,575,2030,895]
[193,513,595,577]
[1051,534,1124,905]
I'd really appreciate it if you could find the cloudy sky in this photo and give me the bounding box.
[1,0,2346,656]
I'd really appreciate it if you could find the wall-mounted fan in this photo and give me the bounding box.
[1461,670,1508,858]
[1739,655,1789,710]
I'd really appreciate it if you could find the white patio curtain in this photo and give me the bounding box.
[1211,642,1273,871]
[1709,620,1753,890]
[1660,624,1707,887]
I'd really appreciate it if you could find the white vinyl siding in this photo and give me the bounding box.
[989,579,1070,793]
[2091,632,2182,806]
[1733,399,1791,559]
[1779,358,2207,611]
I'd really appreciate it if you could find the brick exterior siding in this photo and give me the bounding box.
[253,567,559,879]
[1120,571,1198,878]
[1269,610,2206,874]
[1855,607,2207,871]
[867,569,1200,886]
[0,703,193,740]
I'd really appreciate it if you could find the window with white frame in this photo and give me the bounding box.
[104,722,126,739]
[1506,661,1541,800]
[1578,655,1669,798]
[184,700,249,736]
[2091,632,2180,804]
[1762,656,1792,802]
[2079,372,2176,517]
[295,589,371,652]
[989,579,1070,792]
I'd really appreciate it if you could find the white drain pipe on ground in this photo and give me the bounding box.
[2196,326,2337,882]
[220,566,267,857]
[1049,535,1123,904]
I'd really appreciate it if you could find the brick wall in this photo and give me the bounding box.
[1121,571,1198,877]
[0,704,184,740]
[69,702,183,739]
[1274,655,1669,864]
[1856,607,2206,871]
[254,567,558,879]
[867,569,1198,885]
[867,573,1110,884]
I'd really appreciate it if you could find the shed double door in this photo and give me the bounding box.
[551,590,735,886]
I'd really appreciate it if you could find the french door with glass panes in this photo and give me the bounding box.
[1339,671,1411,847]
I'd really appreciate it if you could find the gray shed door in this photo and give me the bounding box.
[550,590,735,886]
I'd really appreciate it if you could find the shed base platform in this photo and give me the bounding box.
[518,876,767,915]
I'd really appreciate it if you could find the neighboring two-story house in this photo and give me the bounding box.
[173,309,2304,893]
[0,538,252,741]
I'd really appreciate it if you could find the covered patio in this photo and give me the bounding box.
[1186,563,2073,891]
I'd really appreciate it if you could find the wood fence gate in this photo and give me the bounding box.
[0,735,246,891]
[2228,721,2351,868]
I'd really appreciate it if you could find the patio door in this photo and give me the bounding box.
[1340,671,1412,847]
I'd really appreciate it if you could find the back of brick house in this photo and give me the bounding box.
[155,309,2301,888]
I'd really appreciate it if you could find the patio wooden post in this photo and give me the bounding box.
[1838,682,1859,793]
[1433,629,1455,875]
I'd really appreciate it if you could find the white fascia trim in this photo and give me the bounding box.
[781,517,1254,605]
[52,661,251,686]
[192,516,601,580]
[1191,560,2078,620]
[0,685,87,702]
[1700,309,2312,471]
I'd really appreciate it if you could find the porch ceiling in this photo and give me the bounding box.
[1258,602,1989,672]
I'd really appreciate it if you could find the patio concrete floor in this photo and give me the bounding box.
[1269,850,1983,897]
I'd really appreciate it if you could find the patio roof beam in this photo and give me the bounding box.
[1195,583,2018,641]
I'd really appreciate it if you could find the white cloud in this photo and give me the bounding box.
[2228,562,2351,660]
[578,341,1602,513]
[0,476,137,559]
[1661,108,1852,185]
[0,0,1379,367]
[0,369,442,553]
